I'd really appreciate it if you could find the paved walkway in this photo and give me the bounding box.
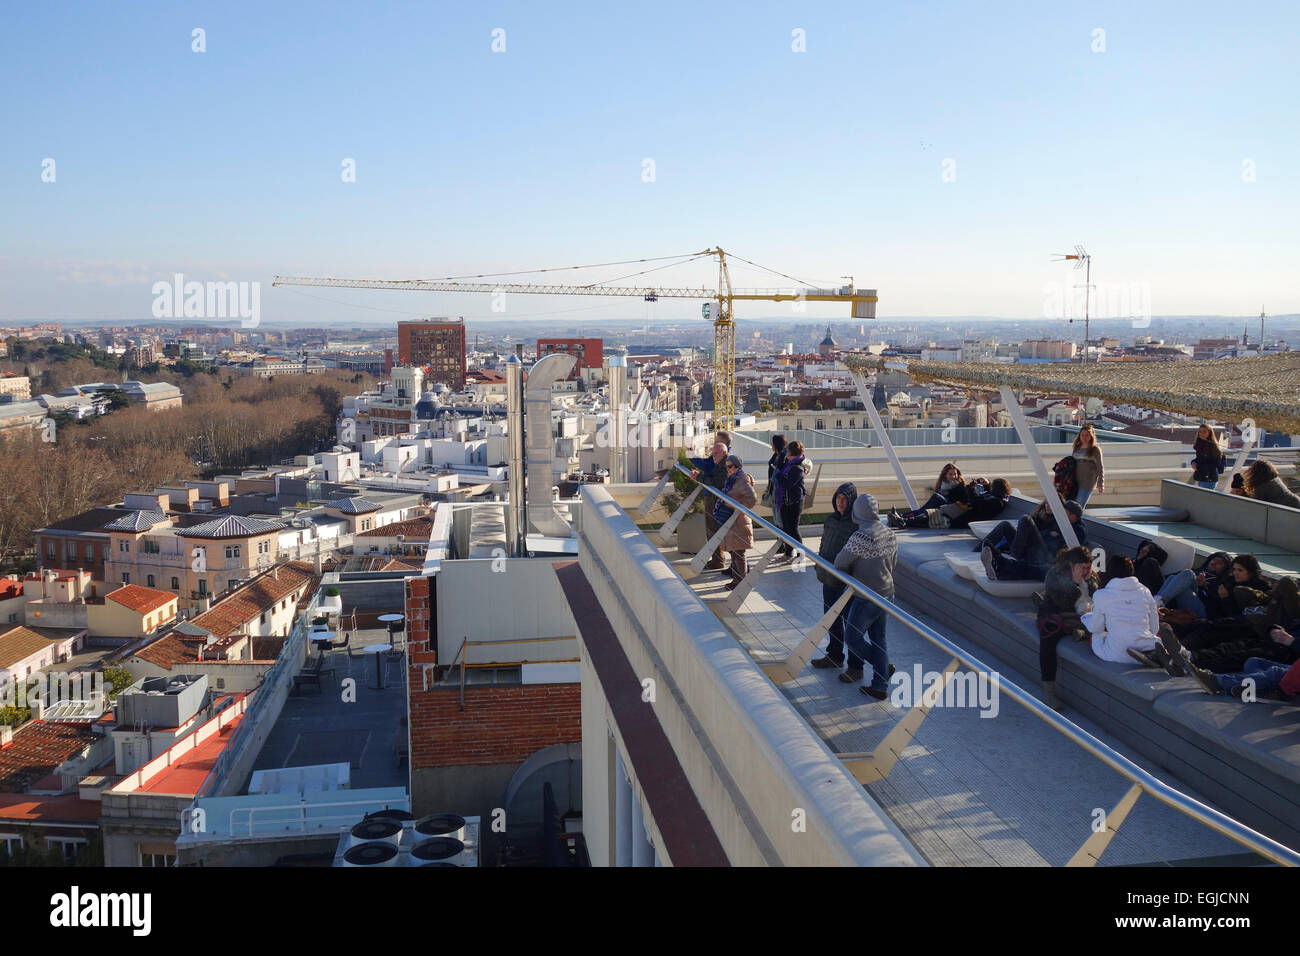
[659,534,1257,867]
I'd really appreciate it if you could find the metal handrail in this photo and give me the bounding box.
[669,462,1300,866]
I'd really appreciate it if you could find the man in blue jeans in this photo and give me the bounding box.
[833,494,897,699]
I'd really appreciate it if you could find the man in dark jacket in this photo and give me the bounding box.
[689,441,730,571]
[811,482,859,671]
[888,478,1010,530]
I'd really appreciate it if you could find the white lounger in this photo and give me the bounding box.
[944,551,1041,597]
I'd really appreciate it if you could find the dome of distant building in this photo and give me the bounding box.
[414,390,440,419]
[818,326,838,357]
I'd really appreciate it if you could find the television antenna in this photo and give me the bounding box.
[1052,245,1092,363]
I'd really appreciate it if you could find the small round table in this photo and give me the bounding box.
[377,613,405,645]
[364,643,393,689]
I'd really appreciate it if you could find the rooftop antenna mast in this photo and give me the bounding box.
[1053,245,1092,363]
[1260,305,1267,349]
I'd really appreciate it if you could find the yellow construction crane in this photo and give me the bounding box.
[273,247,877,424]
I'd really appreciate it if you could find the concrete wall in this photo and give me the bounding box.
[435,559,577,665]
[577,484,926,867]
[1162,479,1300,551]
[100,791,191,867]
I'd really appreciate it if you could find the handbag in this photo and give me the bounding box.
[926,508,950,529]
[760,487,773,508]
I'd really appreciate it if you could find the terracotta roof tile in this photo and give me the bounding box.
[188,562,318,639]
[0,627,63,671]
[0,721,99,793]
[105,584,177,616]
[355,515,434,538]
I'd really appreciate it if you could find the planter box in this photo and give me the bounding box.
[676,513,707,555]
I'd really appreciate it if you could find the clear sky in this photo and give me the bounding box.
[2,0,1297,325]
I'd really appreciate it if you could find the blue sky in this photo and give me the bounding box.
[2,0,1297,324]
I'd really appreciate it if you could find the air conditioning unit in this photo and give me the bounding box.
[331,812,479,868]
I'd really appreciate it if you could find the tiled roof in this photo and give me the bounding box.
[0,626,63,671]
[355,515,433,538]
[105,584,176,615]
[0,793,103,823]
[379,558,423,572]
[328,497,381,515]
[0,580,22,601]
[132,633,206,670]
[0,721,99,793]
[37,507,130,535]
[176,515,284,539]
[187,562,318,640]
[102,510,168,532]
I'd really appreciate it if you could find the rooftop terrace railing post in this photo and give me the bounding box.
[721,540,785,615]
[657,486,702,546]
[851,370,919,510]
[1065,782,1142,867]
[998,385,1079,549]
[633,469,674,519]
[758,587,852,682]
[680,511,740,580]
[839,658,960,785]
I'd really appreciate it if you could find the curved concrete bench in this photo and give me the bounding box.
[1088,506,1190,522]
[893,526,1300,851]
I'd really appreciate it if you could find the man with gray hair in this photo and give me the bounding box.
[834,493,898,699]
[690,441,730,571]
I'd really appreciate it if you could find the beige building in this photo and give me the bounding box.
[0,374,31,402]
[89,584,178,638]
[103,511,286,613]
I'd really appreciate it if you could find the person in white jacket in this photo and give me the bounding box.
[1082,555,1161,663]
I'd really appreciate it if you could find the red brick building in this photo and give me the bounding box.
[398,319,467,389]
[538,338,603,379]
[403,576,581,818]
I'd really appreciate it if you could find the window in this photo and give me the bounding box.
[795,420,803,430]
[121,573,130,584]
[145,616,153,630]
[171,577,179,590]
[85,544,93,560]
[6,613,15,625]
[836,419,843,429]
[815,419,825,430]
[198,580,207,596]
[139,844,177,868]
[0,833,20,858]
[45,837,88,864]
[47,543,55,559]
[147,574,155,588]
[260,612,267,624]
[119,540,130,553]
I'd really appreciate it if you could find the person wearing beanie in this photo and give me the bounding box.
[811,482,860,671]
[833,494,898,699]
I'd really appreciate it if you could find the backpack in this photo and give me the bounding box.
[1052,455,1077,499]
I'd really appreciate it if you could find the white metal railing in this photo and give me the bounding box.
[227,797,409,837]
[662,462,1300,867]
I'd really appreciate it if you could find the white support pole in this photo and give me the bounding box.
[681,510,739,579]
[633,469,674,519]
[807,462,825,512]
[998,386,1079,549]
[657,486,702,545]
[852,371,919,510]
[720,540,784,615]
[1217,424,1260,492]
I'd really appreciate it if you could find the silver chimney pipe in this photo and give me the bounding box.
[604,348,628,484]
[524,353,577,539]
[504,352,525,557]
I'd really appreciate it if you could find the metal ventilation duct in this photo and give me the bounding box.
[525,352,577,538]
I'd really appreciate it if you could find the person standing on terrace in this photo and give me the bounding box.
[811,482,860,673]
[772,440,809,563]
[714,455,757,592]
[834,494,897,700]
[689,441,730,572]
[1190,424,1225,490]
[1071,424,1104,508]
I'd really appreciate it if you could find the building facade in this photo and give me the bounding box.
[398,319,467,389]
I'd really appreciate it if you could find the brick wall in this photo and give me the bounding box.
[408,682,581,769]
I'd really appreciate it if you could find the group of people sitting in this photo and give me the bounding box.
[885,463,1013,531]
[1031,539,1300,709]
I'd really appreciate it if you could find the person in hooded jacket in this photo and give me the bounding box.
[1153,550,1230,618]
[1082,555,1161,663]
[833,494,897,699]
[1034,546,1098,710]
[811,482,860,672]
[1132,538,1170,596]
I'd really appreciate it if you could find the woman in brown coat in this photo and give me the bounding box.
[714,455,758,590]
